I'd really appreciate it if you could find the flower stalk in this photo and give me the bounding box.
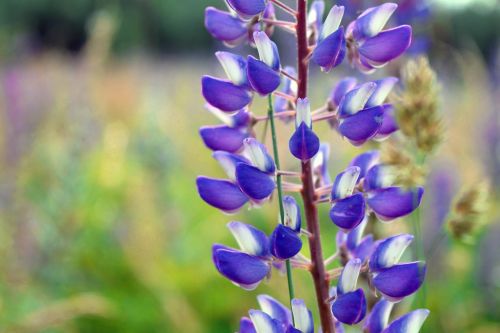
[295,1,335,331]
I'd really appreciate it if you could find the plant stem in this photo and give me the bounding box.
[267,94,296,315]
[295,1,335,332]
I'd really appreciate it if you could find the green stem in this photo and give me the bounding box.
[267,94,296,309]
[411,146,427,307]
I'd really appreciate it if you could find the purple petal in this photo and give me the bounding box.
[330,194,366,231]
[359,25,412,63]
[363,299,394,333]
[353,3,398,39]
[236,163,275,200]
[196,176,249,213]
[257,295,292,328]
[240,317,257,333]
[365,78,399,108]
[311,27,346,72]
[382,309,430,333]
[289,122,320,161]
[328,77,358,109]
[212,245,270,286]
[373,261,426,301]
[349,150,380,179]
[339,106,384,145]
[227,221,270,257]
[199,125,248,153]
[270,224,302,260]
[353,235,375,261]
[367,186,424,221]
[369,234,414,272]
[227,0,267,17]
[205,7,247,42]
[331,289,367,325]
[375,104,399,139]
[202,76,252,112]
[247,56,281,95]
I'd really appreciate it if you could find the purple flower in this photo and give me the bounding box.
[238,295,314,333]
[227,0,267,19]
[197,138,276,212]
[289,98,320,160]
[213,222,271,289]
[331,259,367,325]
[247,31,281,95]
[205,7,248,45]
[369,234,426,301]
[336,78,399,145]
[347,3,413,73]
[329,152,425,224]
[311,6,346,72]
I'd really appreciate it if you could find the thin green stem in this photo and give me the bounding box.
[411,146,427,307]
[267,94,296,312]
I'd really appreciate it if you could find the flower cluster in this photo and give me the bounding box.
[197,1,431,332]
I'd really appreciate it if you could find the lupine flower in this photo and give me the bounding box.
[289,98,320,160]
[331,259,367,325]
[247,31,282,95]
[226,0,267,19]
[205,7,248,45]
[200,104,251,153]
[348,151,424,222]
[369,234,426,301]
[336,77,399,145]
[238,295,314,333]
[199,1,429,332]
[202,50,253,112]
[346,3,412,73]
[197,138,276,212]
[311,5,346,72]
[213,222,271,290]
[205,2,276,48]
[270,197,302,259]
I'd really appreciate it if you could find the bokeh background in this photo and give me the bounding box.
[0,0,499,332]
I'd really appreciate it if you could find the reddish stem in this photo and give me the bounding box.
[295,1,336,332]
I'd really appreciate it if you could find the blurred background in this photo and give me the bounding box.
[0,0,499,332]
